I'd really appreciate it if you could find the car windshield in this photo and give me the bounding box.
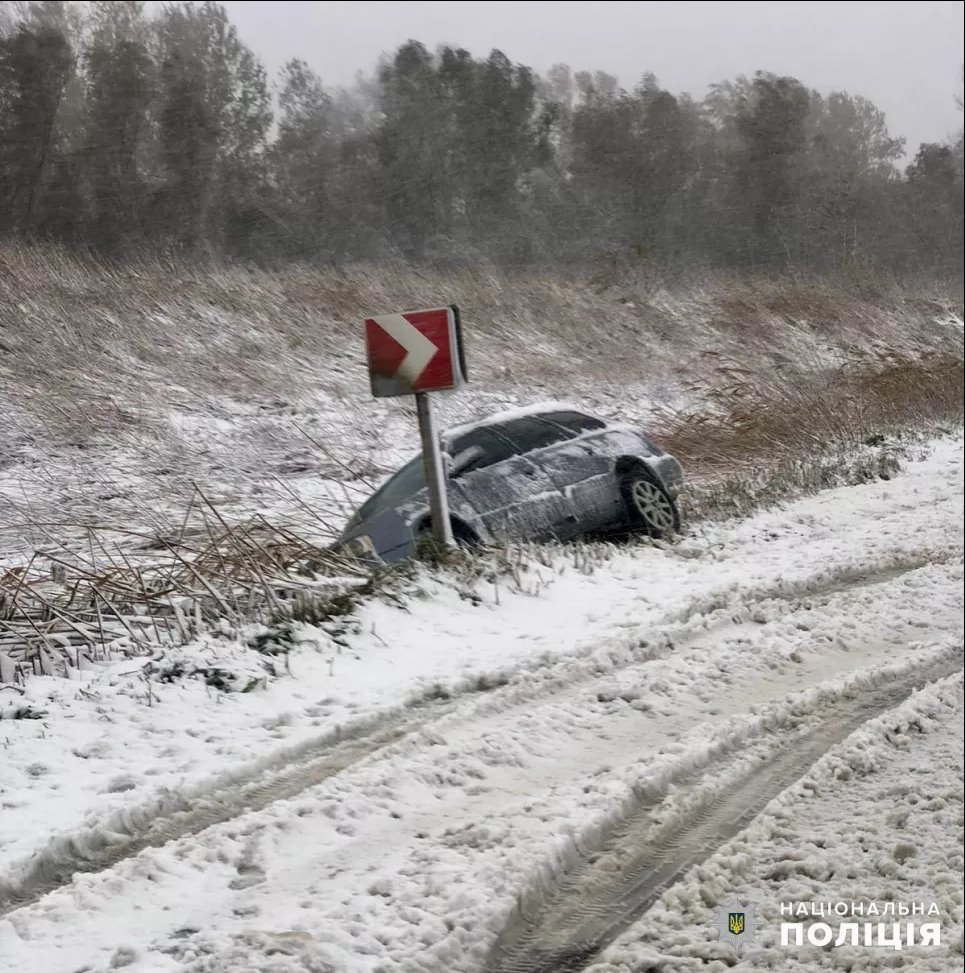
[445,425,516,475]
[343,455,424,532]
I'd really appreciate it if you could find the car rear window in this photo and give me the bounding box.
[542,411,606,435]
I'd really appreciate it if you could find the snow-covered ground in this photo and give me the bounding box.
[0,436,961,973]
[587,671,964,973]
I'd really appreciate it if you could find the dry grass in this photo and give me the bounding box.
[0,485,376,683]
[1,245,960,544]
[659,354,963,473]
[0,246,962,682]
[657,353,963,522]
[1,245,960,442]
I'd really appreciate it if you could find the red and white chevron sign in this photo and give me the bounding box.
[364,305,466,398]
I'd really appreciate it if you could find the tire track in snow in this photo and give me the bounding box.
[0,698,456,917]
[485,653,964,973]
[0,550,944,917]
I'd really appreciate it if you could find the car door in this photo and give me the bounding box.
[489,417,584,539]
[447,423,571,541]
[532,411,624,531]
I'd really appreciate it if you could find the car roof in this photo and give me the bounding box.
[442,401,604,441]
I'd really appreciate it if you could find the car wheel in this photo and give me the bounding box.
[415,518,480,556]
[620,467,680,538]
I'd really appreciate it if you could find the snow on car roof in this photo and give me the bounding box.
[442,401,602,439]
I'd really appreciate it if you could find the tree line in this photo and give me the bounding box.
[1,0,962,275]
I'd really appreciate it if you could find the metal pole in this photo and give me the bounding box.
[415,392,454,548]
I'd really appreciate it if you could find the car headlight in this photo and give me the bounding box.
[343,534,380,561]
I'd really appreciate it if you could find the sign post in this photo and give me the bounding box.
[364,305,467,550]
[414,392,454,547]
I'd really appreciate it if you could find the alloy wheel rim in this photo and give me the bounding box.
[631,480,674,531]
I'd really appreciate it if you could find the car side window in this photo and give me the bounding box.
[499,417,573,455]
[543,411,606,435]
[447,427,516,476]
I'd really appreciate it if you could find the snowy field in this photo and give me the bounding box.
[1,257,961,565]
[0,435,961,973]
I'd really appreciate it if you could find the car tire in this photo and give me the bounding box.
[619,466,680,539]
[415,518,481,554]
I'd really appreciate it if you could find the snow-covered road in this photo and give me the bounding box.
[0,437,962,973]
[581,669,964,973]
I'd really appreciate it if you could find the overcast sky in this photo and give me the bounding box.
[221,0,964,156]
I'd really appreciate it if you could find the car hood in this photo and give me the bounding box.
[335,505,419,564]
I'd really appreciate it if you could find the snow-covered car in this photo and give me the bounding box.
[335,403,684,563]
